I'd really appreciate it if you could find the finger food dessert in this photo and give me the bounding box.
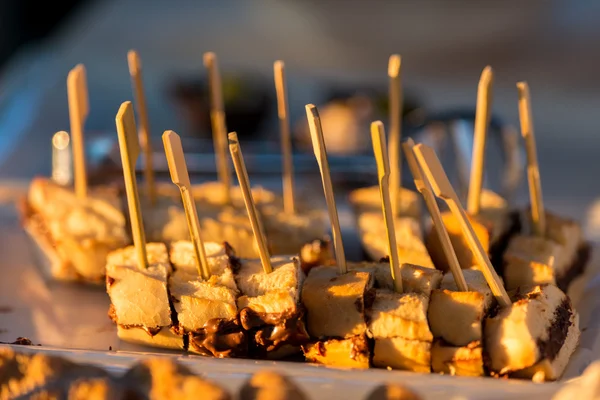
[484,284,580,381]
[235,256,309,359]
[503,211,590,292]
[425,189,520,272]
[357,211,434,267]
[428,268,494,376]
[20,177,129,283]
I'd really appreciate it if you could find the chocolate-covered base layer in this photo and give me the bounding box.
[188,318,247,358]
[489,211,521,275]
[239,308,309,358]
[556,243,591,292]
[302,333,371,368]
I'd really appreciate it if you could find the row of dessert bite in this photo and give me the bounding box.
[19,52,586,382]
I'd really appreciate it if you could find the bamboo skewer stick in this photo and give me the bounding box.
[413,143,510,307]
[388,55,402,217]
[305,104,347,274]
[67,64,90,199]
[403,138,468,292]
[128,50,156,205]
[204,52,232,205]
[274,61,296,215]
[517,82,546,236]
[115,101,148,269]
[371,121,403,293]
[163,130,211,280]
[228,132,273,274]
[467,66,494,215]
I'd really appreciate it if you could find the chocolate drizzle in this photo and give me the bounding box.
[188,318,247,358]
[537,299,573,361]
[239,307,309,356]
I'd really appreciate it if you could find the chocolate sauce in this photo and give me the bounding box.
[240,308,310,354]
[537,299,573,361]
[189,318,247,358]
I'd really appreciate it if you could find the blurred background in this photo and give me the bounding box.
[1,0,600,220]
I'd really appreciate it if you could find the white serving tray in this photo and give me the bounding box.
[1,189,599,399]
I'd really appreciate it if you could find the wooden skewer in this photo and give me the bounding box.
[467,66,494,215]
[305,104,347,274]
[228,132,273,274]
[517,82,546,236]
[274,60,296,215]
[67,64,90,199]
[116,102,148,269]
[413,143,510,307]
[388,54,402,217]
[163,130,211,280]
[128,50,156,205]
[403,138,468,292]
[371,121,403,293]
[204,52,232,205]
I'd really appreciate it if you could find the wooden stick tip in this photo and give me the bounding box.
[371,120,384,130]
[516,81,528,91]
[274,60,284,71]
[127,50,141,73]
[305,103,318,117]
[203,52,216,66]
[388,54,401,77]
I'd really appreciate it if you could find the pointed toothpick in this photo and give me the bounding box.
[128,50,156,205]
[204,52,232,205]
[228,132,272,274]
[305,104,347,274]
[163,130,211,280]
[274,60,296,214]
[371,121,403,293]
[403,138,468,292]
[388,55,402,217]
[413,143,510,307]
[517,82,546,237]
[467,66,494,215]
[116,102,148,269]
[67,64,90,199]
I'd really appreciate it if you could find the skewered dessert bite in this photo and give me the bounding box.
[302,115,439,372]
[502,82,590,292]
[228,132,309,359]
[20,65,133,283]
[413,141,580,382]
[484,284,580,381]
[428,269,494,377]
[349,56,428,267]
[425,67,520,273]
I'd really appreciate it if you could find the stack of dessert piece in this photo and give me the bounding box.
[348,56,433,268]
[502,82,590,292]
[426,67,520,273]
